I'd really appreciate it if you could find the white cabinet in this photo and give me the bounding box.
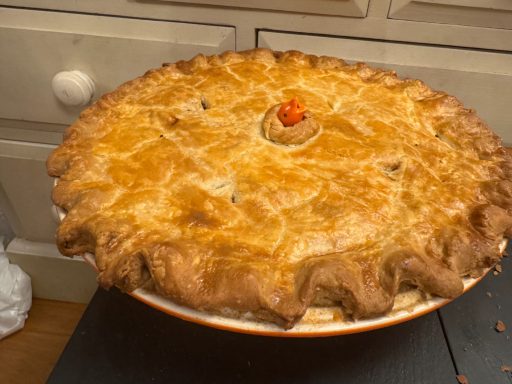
[159,0,370,17]
[389,0,512,29]
[259,31,512,146]
[6,238,98,303]
[0,7,235,126]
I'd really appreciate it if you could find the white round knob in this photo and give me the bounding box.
[52,70,95,107]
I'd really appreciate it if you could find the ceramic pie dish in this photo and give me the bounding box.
[96,240,508,337]
[48,49,512,335]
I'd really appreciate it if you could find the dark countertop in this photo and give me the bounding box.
[48,243,512,384]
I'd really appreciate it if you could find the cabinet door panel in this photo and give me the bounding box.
[0,7,235,126]
[389,0,512,29]
[0,140,57,242]
[259,31,512,145]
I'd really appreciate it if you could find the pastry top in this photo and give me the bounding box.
[47,49,512,328]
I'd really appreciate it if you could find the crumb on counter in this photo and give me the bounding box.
[495,320,507,333]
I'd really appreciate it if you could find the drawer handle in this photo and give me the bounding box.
[52,71,95,107]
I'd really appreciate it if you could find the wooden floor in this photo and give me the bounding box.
[0,299,86,384]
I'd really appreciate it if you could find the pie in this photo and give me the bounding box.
[47,49,512,328]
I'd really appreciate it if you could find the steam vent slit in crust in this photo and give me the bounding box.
[47,49,512,329]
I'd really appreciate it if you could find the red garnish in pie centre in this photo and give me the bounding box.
[277,97,307,126]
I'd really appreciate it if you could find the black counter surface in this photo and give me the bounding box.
[48,243,512,384]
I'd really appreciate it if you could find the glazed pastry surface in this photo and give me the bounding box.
[47,49,512,327]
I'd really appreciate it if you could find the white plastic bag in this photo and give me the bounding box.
[0,241,32,339]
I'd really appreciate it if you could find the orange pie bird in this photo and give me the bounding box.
[277,97,307,126]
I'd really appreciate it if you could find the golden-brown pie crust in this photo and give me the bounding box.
[47,49,512,328]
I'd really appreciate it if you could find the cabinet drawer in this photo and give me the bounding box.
[157,0,369,17]
[0,140,57,242]
[259,31,512,145]
[0,7,235,126]
[388,0,512,30]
